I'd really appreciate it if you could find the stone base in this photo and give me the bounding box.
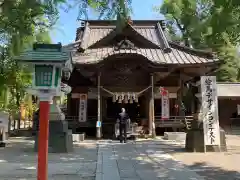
[72,133,85,142]
[34,121,73,153]
[185,128,227,152]
[163,132,186,141]
[0,142,6,147]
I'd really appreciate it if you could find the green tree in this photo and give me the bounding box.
[0,0,132,124]
[0,0,57,128]
[155,0,240,82]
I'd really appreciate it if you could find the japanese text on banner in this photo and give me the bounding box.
[161,88,169,120]
[79,94,87,122]
[201,76,220,146]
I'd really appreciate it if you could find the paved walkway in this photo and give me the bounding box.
[96,140,205,180]
[0,137,208,180]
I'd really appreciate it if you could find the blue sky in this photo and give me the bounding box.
[50,0,164,45]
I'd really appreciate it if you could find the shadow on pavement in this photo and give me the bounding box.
[97,140,205,180]
[189,162,240,180]
[152,138,240,180]
[0,137,98,180]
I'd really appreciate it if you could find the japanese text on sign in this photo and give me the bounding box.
[79,94,87,122]
[200,76,220,146]
[161,88,169,120]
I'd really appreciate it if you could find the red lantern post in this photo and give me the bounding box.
[37,100,51,180]
[15,43,70,180]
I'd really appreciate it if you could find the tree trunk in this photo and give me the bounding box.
[16,91,21,130]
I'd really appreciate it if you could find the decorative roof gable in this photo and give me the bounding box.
[82,23,160,50]
[70,20,219,65]
[114,39,137,51]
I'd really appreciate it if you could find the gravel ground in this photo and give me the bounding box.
[0,137,98,180]
[158,135,240,180]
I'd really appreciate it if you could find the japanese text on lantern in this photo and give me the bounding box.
[201,76,220,146]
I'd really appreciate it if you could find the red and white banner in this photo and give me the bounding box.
[79,94,87,122]
[160,87,169,120]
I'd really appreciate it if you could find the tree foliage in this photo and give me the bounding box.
[0,0,55,117]
[58,0,132,20]
[0,0,132,118]
[155,0,240,82]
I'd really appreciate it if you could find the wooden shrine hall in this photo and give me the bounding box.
[64,19,219,138]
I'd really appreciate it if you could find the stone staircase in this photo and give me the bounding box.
[229,126,240,135]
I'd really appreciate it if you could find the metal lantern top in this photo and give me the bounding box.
[15,43,71,98]
[15,43,69,65]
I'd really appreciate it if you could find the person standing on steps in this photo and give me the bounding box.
[117,108,130,143]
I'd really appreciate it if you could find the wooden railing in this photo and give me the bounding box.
[65,116,97,122]
[65,116,97,128]
[65,115,194,128]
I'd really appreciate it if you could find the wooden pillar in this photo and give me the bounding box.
[66,93,71,116]
[178,73,185,117]
[151,74,156,138]
[96,73,102,138]
[149,74,156,137]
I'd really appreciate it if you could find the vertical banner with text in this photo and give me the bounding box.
[201,76,220,146]
[79,94,87,122]
[161,87,169,120]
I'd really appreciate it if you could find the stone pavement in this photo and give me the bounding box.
[0,137,97,180]
[1,137,226,180]
[96,140,205,180]
[163,135,240,180]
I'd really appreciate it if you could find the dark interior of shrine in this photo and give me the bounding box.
[105,97,142,121]
[72,96,181,138]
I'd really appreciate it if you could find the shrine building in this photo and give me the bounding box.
[63,19,220,137]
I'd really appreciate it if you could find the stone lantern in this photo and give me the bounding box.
[15,43,73,154]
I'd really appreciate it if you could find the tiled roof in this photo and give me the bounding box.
[81,27,113,49]
[72,47,218,65]
[15,50,69,63]
[72,20,218,65]
[135,27,161,46]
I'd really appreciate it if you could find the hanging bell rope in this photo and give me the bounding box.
[136,86,151,96]
[100,87,114,95]
[100,86,152,104]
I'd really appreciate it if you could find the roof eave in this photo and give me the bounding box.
[16,59,67,64]
[169,41,217,59]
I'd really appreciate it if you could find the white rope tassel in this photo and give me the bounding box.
[129,98,133,104]
[118,94,123,103]
[112,94,116,102]
[132,93,138,103]
[124,95,128,104]
[135,96,138,103]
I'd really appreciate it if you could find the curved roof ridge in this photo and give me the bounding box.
[169,41,217,59]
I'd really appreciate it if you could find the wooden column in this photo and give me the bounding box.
[96,73,102,138]
[151,74,156,137]
[149,74,156,137]
[66,93,71,116]
[178,73,185,117]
